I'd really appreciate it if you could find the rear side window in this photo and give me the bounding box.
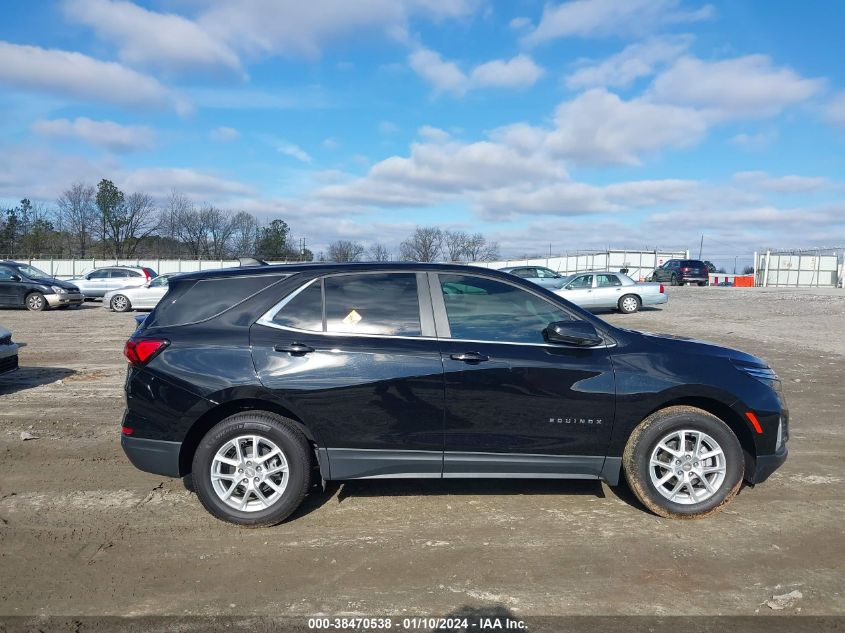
[596,274,621,287]
[272,281,323,331]
[150,274,285,327]
[681,260,705,267]
[510,268,535,278]
[325,273,421,336]
[114,269,142,278]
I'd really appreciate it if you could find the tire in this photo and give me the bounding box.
[622,406,744,519]
[698,281,709,287]
[192,411,311,527]
[618,294,641,314]
[25,292,48,311]
[670,274,679,286]
[110,294,132,312]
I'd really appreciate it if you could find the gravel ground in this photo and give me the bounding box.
[0,286,843,620]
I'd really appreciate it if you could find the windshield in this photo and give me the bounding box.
[16,264,52,279]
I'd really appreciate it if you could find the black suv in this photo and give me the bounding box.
[0,261,83,310]
[122,263,787,526]
[651,259,710,286]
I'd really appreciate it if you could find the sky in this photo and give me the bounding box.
[1,0,845,264]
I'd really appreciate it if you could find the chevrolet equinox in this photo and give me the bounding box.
[121,263,788,526]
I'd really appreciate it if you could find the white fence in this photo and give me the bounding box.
[755,250,842,287]
[470,249,689,281]
[17,258,307,280]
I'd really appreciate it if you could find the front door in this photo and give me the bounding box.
[433,272,616,478]
[558,273,595,308]
[250,271,445,480]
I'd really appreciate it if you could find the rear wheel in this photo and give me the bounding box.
[192,411,311,527]
[670,274,679,286]
[110,294,132,312]
[618,294,641,314]
[25,292,47,311]
[622,406,744,519]
[698,281,709,287]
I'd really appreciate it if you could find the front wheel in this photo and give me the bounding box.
[192,411,311,527]
[110,294,132,312]
[26,292,48,311]
[622,406,744,519]
[618,294,641,314]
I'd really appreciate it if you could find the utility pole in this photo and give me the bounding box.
[698,234,704,259]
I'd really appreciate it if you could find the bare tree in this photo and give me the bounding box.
[108,192,159,257]
[328,239,366,262]
[229,211,259,256]
[203,205,235,259]
[56,182,96,257]
[399,226,443,262]
[367,242,391,261]
[463,232,499,262]
[174,203,206,259]
[444,230,469,262]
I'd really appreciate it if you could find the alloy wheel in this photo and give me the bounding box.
[648,429,727,505]
[210,435,289,512]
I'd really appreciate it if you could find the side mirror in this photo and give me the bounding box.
[543,321,602,347]
[9,274,21,282]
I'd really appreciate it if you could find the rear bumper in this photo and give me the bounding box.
[644,293,668,305]
[752,445,788,484]
[45,292,84,307]
[122,434,182,477]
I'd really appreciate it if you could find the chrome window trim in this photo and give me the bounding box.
[255,271,614,350]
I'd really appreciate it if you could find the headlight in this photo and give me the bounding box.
[51,286,68,294]
[776,418,783,449]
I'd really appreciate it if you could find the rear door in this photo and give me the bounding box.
[109,268,143,292]
[432,272,615,477]
[250,271,446,479]
[593,273,623,308]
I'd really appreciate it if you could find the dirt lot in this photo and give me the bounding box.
[0,287,843,620]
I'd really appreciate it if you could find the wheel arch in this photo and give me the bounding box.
[178,398,324,478]
[645,397,756,479]
[618,292,642,308]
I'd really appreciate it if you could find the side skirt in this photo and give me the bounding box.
[324,448,620,482]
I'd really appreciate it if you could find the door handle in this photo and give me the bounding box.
[274,343,315,355]
[450,351,489,363]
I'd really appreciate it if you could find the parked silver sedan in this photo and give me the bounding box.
[499,265,566,289]
[554,271,667,313]
[103,275,169,312]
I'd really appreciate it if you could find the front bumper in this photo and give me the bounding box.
[752,445,788,484]
[122,434,182,477]
[0,343,19,374]
[45,292,84,307]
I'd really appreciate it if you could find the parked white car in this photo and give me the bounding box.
[103,275,169,312]
[554,271,667,313]
[69,266,157,299]
[0,324,19,375]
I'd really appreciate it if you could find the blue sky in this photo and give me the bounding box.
[1,0,844,262]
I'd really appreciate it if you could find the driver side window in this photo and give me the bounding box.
[88,269,110,279]
[439,274,573,344]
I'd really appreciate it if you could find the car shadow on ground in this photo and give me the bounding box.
[0,366,76,395]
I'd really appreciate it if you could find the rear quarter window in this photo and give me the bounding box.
[148,274,287,327]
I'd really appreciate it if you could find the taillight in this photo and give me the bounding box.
[680,267,690,272]
[121,426,134,435]
[659,284,665,293]
[124,339,168,365]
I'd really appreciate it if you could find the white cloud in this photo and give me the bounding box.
[0,41,187,112]
[378,121,401,135]
[650,55,825,119]
[409,48,468,95]
[824,92,845,128]
[409,47,543,96]
[198,0,481,59]
[523,0,713,46]
[210,126,240,142]
[31,117,155,152]
[470,54,544,90]
[730,130,778,150]
[543,88,708,165]
[732,171,828,194]
[509,16,532,30]
[121,167,253,198]
[277,142,313,164]
[566,35,692,89]
[63,0,243,76]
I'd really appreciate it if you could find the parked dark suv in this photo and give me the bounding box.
[0,261,83,310]
[651,259,710,286]
[122,263,787,526]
